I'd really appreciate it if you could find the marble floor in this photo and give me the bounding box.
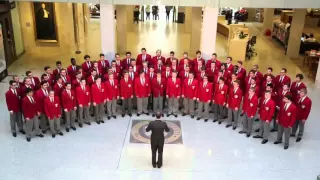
[2,15,320,180]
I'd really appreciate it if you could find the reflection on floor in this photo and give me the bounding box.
[2,18,320,180]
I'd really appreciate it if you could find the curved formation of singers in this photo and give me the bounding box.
[5,48,312,149]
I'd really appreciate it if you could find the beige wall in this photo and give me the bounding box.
[11,3,24,56]
[18,2,75,55]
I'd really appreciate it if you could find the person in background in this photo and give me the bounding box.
[5,80,24,137]
[305,33,316,42]
[140,5,145,21]
[44,90,63,138]
[146,5,151,20]
[165,6,172,22]
[133,6,140,24]
[152,6,157,20]
[146,112,170,168]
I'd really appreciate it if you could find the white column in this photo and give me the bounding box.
[200,7,218,60]
[263,8,275,31]
[100,4,116,60]
[190,7,202,54]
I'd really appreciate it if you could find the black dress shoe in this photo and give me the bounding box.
[290,134,296,137]
[284,145,289,150]
[146,113,150,116]
[107,116,111,120]
[79,123,83,128]
[66,128,70,132]
[296,137,302,142]
[52,134,56,138]
[91,113,94,117]
[37,134,44,138]
[152,114,155,117]
[218,121,222,124]
[240,113,243,117]
[19,130,25,134]
[105,110,108,114]
[137,113,140,117]
[112,115,117,119]
[75,119,78,123]
[270,129,277,132]
[26,138,31,142]
[255,118,259,122]
[204,119,208,122]
[191,115,194,119]
[152,164,156,168]
[196,117,200,120]
[157,164,162,168]
[253,135,262,139]
[226,124,231,128]
[274,141,282,144]
[129,114,132,117]
[85,122,91,125]
[255,129,260,132]
[71,127,76,131]
[58,132,64,136]
[122,114,125,117]
[246,134,251,138]
[261,139,268,144]
[239,131,245,134]
[213,119,217,122]
[166,114,170,117]
[101,120,105,123]
[161,114,164,117]
[223,116,228,119]
[42,130,46,134]
[232,126,236,130]
[182,113,186,116]
[174,114,177,118]
[12,133,17,137]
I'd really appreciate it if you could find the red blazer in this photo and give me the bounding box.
[192,58,205,67]
[277,103,296,128]
[166,78,181,98]
[151,78,166,97]
[30,77,40,90]
[178,70,190,85]
[22,96,39,119]
[61,90,76,111]
[35,89,48,113]
[206,67,218,82]
[197,81,213,102]
[277,90,291,107]
[53,68,62,78]
[44,96,61,119]
[296,96,312,120]
[147,72,156,80]
[93,66,103,76]
[213,83,228,105]
[226,63,234,74]
[274,75,291,91]
[87,75,96,86]
[255,71,263,82]
[53,83,64,97]
[61,75,71,84]
[67,65,78,80]
[72,79,81,89]
[154,65,166,72]
[151,56,166,66]
[162,71,172,79]
[243,93,259,117]
[91,83,106,104]
[104,72,119,82]
[120,78,134,99]
[263,73,275,81]
[165,57,174,65]
[104,80,119,100]
[170,65,180,72]
[182,79,198,99]
[127,71,138,81]
[82,61,93,73]
[134,78,151,98]
[122,58,134,69]
[98,60,110,74]
[290,82,307,103]
[245,76,260,92]
[236,68,246,81]
[195,72,206,82]
[227,87,243,110]
[193,64,205,74]
[222,70,231,82]
[206,59,221,69]
[259,99,275,121]
[260,81,275,97]
[76,85,91,107]
[178,58,192,67]
[136,54,152,65]
[5,89,21,112]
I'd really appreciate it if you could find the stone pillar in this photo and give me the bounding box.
[263,8,275,32]
[126,5,135,32]
[200,7,219,60]
[100,4,116,60]
[184,7,192,33]
[190,7,202,55]
[286,9,306,59]
[116,5,128,54]
[246,8,256,21]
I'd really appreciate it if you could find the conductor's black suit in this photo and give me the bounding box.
[146,120,170,168]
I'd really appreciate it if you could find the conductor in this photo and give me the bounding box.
[146,112,170,168]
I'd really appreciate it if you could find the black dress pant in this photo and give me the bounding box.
[151,139,164,166]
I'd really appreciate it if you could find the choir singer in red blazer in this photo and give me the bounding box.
[196,75,212,122]
[274,94,296,149]
[291,88,312,142]
[134,71,151,116]
[226,80,243,129]
[76,78,92,127]
[105,73,119,120]
[182,72,198,118]
[151,49,166,66]
[61,82,77,132]
[35,81,49,133]
[44,90,63,138]
[22,88,43,142]
[274,68,291,92]
[91,76,106,124]
[81,55,93,73]
[136,48,152,65]
[212,77,228,123]
[120,71,134,117]
[5,80,24,137]
[240,87,259,137]
[290,74,307,104]
[151,72,166,116]
[98,53,110,74]
[166,71,181,117]
[253,91,275,144]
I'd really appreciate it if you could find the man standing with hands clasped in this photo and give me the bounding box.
[146,113,170,168]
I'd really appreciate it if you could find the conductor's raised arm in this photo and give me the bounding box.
[146,121,152,132]
[164,122,170,132]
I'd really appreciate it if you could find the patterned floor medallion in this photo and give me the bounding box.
[130,120,183,144]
